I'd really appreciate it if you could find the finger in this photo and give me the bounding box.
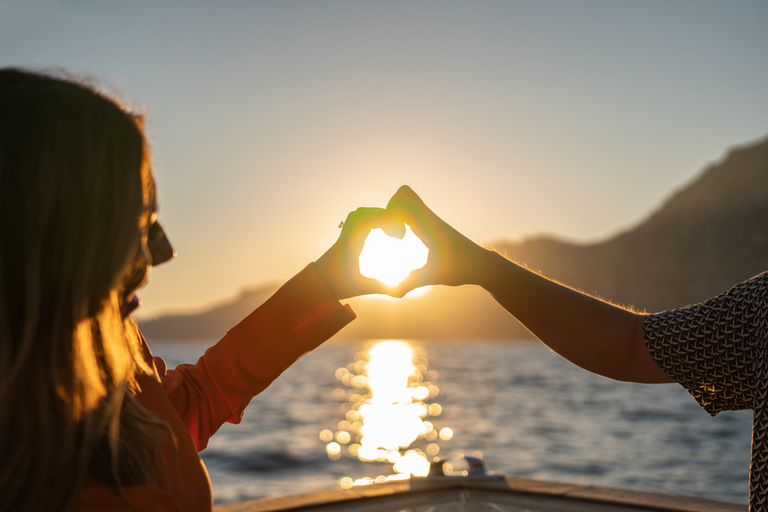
[339,208,411,280]
[388,187,443,234]
[389,198,442,252]
[345,207,411,246]
[395,267,433,297]
[360,275,399,297]
[339,207,387,245]
[385,185,420,211]
[378,210,407,239]
[386,186,438,240]
[381,218,406,239]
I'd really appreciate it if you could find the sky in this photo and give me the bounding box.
[2,1,767,319]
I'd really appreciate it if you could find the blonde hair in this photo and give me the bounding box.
[0,68,167,511]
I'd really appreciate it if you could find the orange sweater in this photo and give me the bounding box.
[77,264,356,511]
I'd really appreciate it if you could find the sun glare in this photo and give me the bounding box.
[322,340,452,486]
[358,225,428,287]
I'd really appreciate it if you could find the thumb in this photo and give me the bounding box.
[379,215,407,240]
[394,267,433,298]
[359,275,399,297]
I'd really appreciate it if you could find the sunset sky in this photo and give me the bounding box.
[2,1,767,319]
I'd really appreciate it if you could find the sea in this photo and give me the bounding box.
[151,339,752,507]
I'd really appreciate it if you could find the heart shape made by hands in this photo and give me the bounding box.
[358,225,428,287]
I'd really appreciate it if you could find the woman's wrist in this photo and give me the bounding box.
[460,245,505,290]
[313,250,345,300]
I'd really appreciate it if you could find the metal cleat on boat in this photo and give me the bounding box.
[427,458,446,477]
[463,455,487,476]
[425,454,489,478]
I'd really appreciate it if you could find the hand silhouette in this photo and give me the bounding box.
[386,185,491,296]
[314,207,406,299]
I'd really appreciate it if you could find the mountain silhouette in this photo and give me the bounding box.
[139,283,280,341]
[493,135,768,313]
[139,135,768,342]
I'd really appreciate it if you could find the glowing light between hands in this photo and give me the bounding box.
[358,225,428,287]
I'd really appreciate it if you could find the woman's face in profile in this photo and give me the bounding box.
[119,189,175,318]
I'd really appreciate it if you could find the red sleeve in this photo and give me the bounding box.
[77,479,180,512]
[156,264,356,451]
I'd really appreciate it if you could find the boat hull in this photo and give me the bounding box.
[213,475,745,512]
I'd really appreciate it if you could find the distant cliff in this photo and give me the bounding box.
[493,135,768,313]
[139,135,768,342]
[138,283,280,342]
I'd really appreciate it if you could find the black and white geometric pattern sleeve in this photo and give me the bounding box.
[643,272,768,416]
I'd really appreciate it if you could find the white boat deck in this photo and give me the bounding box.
[213,475,746,512]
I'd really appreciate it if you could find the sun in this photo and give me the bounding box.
[358,225,428,287]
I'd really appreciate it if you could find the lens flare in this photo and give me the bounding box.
[358,225,428,286]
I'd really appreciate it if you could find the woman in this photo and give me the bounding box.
[0,68,400,512]
[387,185,768,510]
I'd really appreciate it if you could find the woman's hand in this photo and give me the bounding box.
[386,186,672,384]
[316,186,494,299]
[314,207,405,299]
[386,185,495,296]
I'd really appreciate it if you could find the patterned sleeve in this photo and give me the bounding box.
[643,272,768,416]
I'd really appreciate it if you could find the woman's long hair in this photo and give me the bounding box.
[0,68,167,511]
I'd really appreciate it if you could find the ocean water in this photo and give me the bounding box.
[151,339,752,506]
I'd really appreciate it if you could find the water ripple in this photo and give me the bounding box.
[152,340,751,505]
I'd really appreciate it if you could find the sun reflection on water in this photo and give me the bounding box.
[320,340,451,488]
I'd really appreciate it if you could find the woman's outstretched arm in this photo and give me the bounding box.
[388,185,673,384]
[477,250,671,383]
